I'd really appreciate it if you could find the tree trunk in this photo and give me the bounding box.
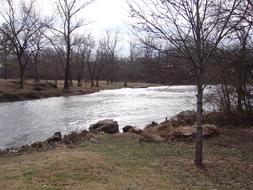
[237,66,243,112]
[194,85,203,167]
[4,50,7,80]
[64,63,70,89]
[91,77,94,88]
[96,75,99,87]
[34,68,40,82]
[237,88,243,112]
[77,75,82,87]
[20,69,25,89]
[64,19,71,90]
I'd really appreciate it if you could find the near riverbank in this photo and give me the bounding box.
[0,130,252,190]
[0,80,156,102]
[0,112,252,190]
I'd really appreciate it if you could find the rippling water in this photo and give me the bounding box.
[0,86,197,149]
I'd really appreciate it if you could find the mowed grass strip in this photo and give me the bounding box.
[0,133,252,190]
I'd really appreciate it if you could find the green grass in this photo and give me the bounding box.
[0,133,252,190]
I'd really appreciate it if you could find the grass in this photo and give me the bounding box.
[0,133,252,190]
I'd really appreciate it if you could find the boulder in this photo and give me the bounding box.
[172,124,218,139]
[18,145,32,153]
[170,110,196,126]
[32,83,49,91]
[46,132,62,144]
[89,119,119,134]
[62,130,88,145]
[143,121,159,131]
[122,126,142,135]
[202,124,219,137]
[139,134,166,143]
[46,82,57,88]
[31,141,43,150]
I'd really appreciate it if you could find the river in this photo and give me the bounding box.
[0,86,197,149]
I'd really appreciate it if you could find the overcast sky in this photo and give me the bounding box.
[38,0,131,56]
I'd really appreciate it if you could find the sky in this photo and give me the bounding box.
[38,0,131,56]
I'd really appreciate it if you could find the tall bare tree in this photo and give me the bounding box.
[30,33,46,82]
[0,25,11,80]
[50,0,95,89]
[103,30,120,84]
[0,0,47,88]
[72,34,95,87]
[129,0,247,167]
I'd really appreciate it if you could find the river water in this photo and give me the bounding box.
[0,86,197,149]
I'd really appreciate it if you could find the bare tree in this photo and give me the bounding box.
[49,0,95,89]
[0,0,47,88]
[29,30,48,83]
[103,30,120,84]
[129,0,247,167]
[0,25,11,80]
[247,0,253,7]
[72,34,95,87]
[94,40,107,87]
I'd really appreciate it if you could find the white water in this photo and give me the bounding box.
[0,86,197,149]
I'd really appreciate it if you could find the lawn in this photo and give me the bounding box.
[0,133,252,190]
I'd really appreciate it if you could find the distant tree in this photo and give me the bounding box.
[0,26,11,80]
[129,0,247,167]
[49,0,95,89]
[30,32,47,82]
[0,0,47,88]
[72,34,95,87]
[94,40,107,87]
[103,30,120,84]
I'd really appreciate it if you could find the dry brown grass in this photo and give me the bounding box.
[0,132,252,190]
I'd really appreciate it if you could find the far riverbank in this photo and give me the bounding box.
[0,79,157,102]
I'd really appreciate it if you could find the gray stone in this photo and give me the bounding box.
[89,119,119,134]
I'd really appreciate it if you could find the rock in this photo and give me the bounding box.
[80,130,88,137]
[122,126,142,134]
[31,141,43,150]
[170,110,196,126]
[122,126,132,133]
[172,126,196,138]
[46,82,57,88]
[176,110,196,117]
[151,121,158,126]
[62,130,88,145]
[18,145,31,153]
[202,124,219,137]
[32,83,49,91]
[143,121,159,131]
[89,119,119,134]
[172,124,218,139]
[46,132,62,144]
[139,134,166,143]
